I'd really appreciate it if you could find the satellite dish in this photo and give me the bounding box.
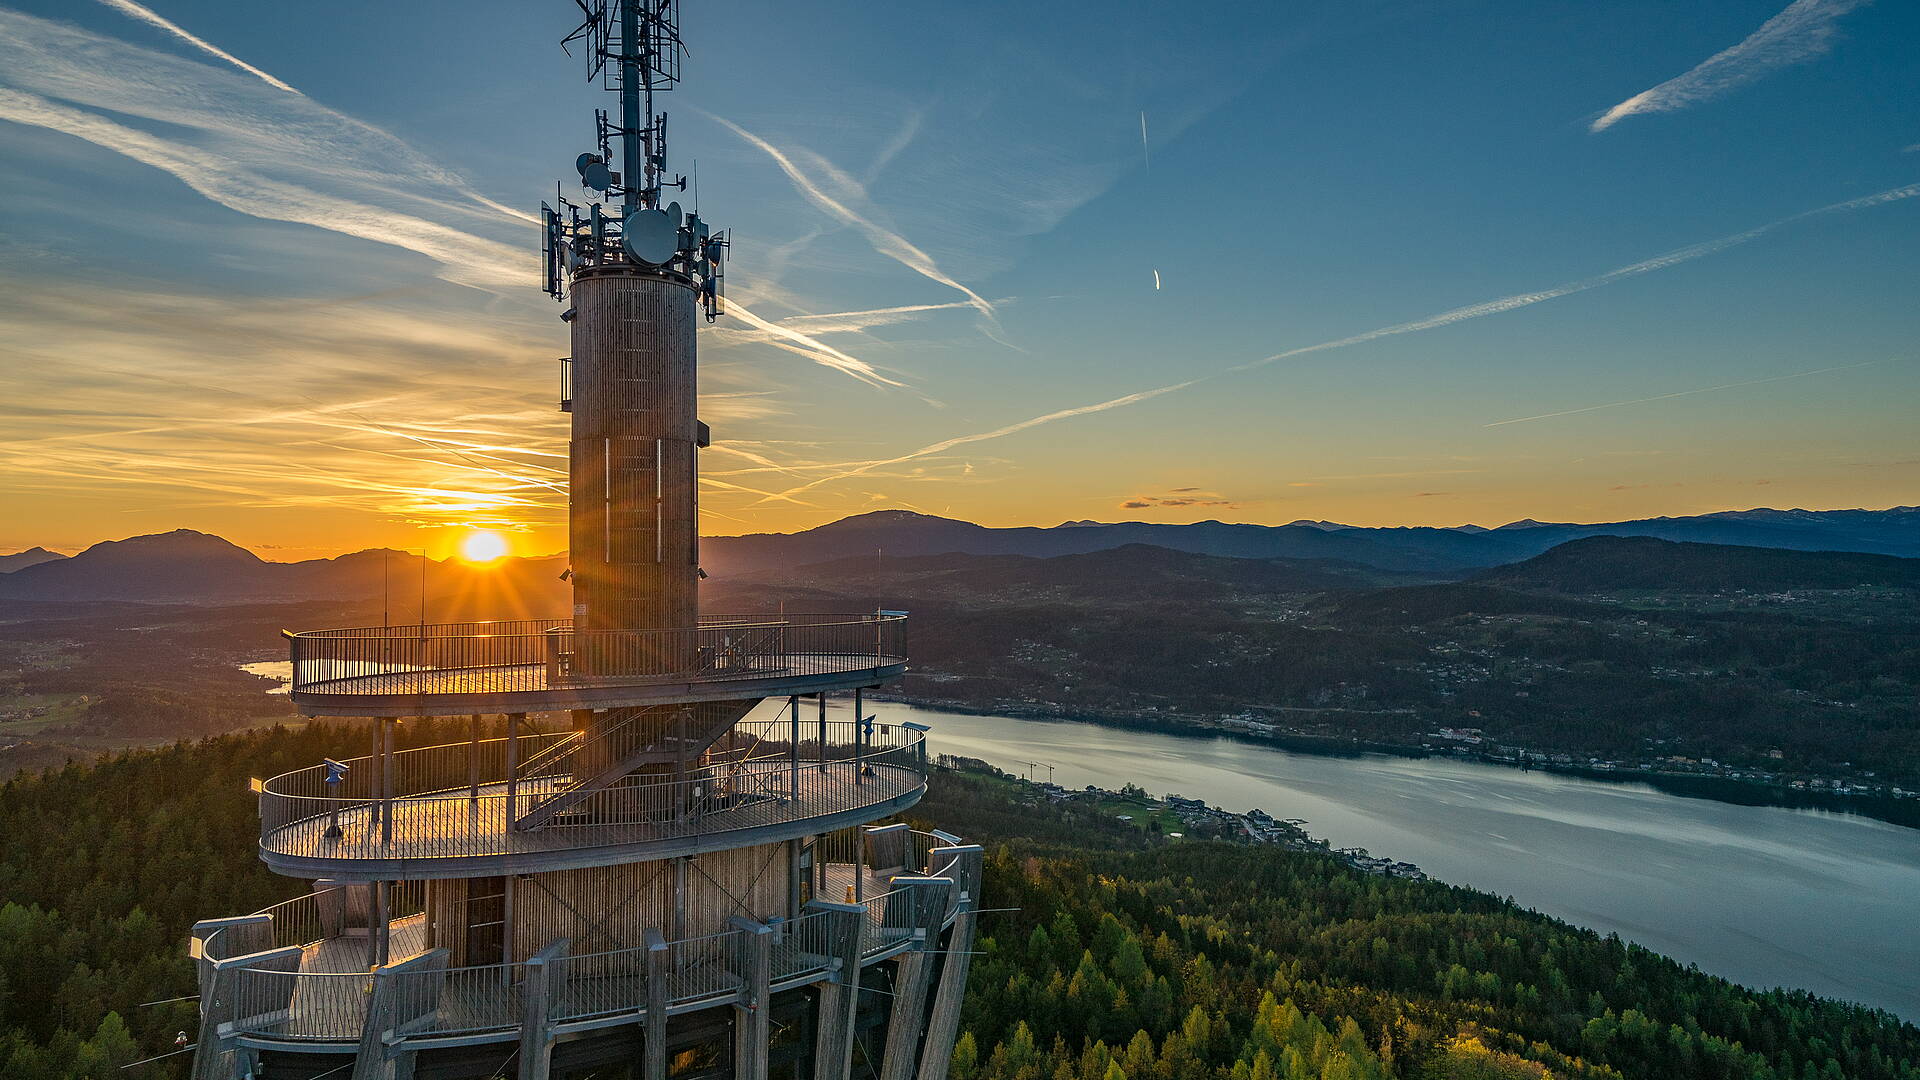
[583,161,613,191]
[623,208,677,266]
[575,153,600,177]
[560,238,580,270]
[665,201,683,228]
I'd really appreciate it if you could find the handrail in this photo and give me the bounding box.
[257,720,928,863]
[284,613,908,701]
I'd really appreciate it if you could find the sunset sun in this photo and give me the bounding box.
[458,529,509,563]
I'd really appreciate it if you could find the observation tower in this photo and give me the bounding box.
[185,4,979,1078]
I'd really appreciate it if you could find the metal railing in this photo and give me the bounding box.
[218,830,963,1045]
[285,613,906,699]
[258,720,928,863]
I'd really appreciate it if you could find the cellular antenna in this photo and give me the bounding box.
[544,0,727,319]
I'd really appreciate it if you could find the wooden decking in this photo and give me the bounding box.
[260,761,924,877]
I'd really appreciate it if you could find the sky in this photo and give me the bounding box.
[0,0,1916,560]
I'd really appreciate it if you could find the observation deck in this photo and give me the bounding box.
[285,613,907,716]
[193,829,978,1056]
[257,720,927,880]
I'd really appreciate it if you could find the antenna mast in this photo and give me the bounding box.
[544,0,727,318]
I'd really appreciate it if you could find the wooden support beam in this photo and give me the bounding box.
[351,947,449,1080]
[877,877,952,1080]
[643,928,669,1080]
[806,900,866,1080]
[518,938,570,1080]
[729,917,773,1080]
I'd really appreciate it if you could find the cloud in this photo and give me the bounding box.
[709,112,1000,324]
[94,0,299,94]
[1121,489,1237,510]
[718,298,904,389]
[0,9,535,292]
[1482,357,1891,427]
[1590,0,1870,132]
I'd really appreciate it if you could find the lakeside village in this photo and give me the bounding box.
[938,755,1427,882]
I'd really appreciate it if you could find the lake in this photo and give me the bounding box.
[836,699,1920,1020]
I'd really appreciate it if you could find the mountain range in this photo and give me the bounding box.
[1,505,1916,605]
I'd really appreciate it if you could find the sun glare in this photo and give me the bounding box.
[459,530,509,563]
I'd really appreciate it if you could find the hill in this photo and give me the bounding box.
[0,547,65,574]
[1475,535,1920,593]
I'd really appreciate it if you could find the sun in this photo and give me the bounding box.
[458,530,509,563]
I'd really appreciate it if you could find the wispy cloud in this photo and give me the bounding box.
[709,112,1000,324]
[0,9,534,292]
[1590,0,1870,132]
[1483,358,1890,427]
[720,298,904,389]
[94,0,300,94]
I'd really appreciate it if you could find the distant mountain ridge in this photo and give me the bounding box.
[2,505,1916,604]
[1473,535,1920,593]
[701,506,1920,576]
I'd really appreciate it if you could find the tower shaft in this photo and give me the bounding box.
[568,272,700,641]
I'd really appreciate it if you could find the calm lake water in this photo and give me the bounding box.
[845,700,1920,1020]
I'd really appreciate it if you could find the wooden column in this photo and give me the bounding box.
[729,917,773,1080]
[877,877,952,1080]
[807,900,866,1080]
[643,929,669,1080]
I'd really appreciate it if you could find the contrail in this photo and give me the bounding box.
[709,113,999,324]
[1140,110,1150,171]
[1152,269,1161,290]
[1591,0,1868,132]
[755,179,1919,502]
[94,0,301,94]
[1483,358,1890,427]
[723,298,904,389]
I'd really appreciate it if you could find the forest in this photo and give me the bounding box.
[1,724,1916,1079]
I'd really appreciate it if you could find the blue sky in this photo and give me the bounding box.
[0,0,1915,557]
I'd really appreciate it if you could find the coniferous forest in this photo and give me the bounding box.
[1,724,1915,1079]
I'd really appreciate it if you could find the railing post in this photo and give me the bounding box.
[468,714,481,802]
[788,695,799,801]
[191,946,303,1080]
[506,712,522,830]
[853,688,864,785]
[380,716,395,847]
[816,692,828,771]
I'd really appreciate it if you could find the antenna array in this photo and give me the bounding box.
[542,0,727,319]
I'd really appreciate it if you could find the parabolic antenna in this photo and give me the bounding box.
[583,161,613,191]
[623,208,677,266]
[575,152,599,176]
[665,201,683,228]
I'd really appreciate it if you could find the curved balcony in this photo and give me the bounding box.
[286,613,908,716]
[195,830,979,1053]
[257,719,927,879]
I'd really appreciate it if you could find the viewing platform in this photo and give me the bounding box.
[193,829,979,1055]
[285,613,907,716]
[257,720,927,879]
